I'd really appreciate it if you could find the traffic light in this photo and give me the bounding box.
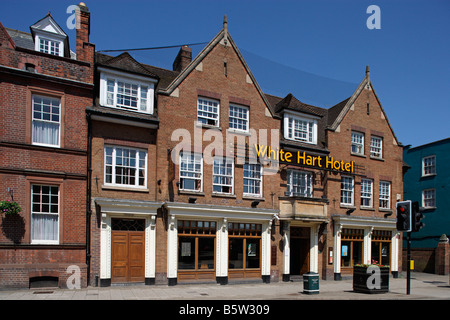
[396,200,412,232]
[412,201,425,232]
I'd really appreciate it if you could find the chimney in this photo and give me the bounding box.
[173,45,192,72]
[76,2,91,62]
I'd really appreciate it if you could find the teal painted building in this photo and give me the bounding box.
[403,138,450,248]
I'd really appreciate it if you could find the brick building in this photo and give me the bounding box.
[87,16,404,286]
[324,68,404,279]
[87,51,178,286]
[0,4,94,288]
[1,6,404,289]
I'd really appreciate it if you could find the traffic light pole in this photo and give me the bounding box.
[406,231,411,295]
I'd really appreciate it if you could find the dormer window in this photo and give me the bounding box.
[283,112,318,144]
[38,37,61,56]
[31,13,68,58]
[99,68,156,114]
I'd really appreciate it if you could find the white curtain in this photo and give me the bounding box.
[32,213,58,241]
[32,121,59,146]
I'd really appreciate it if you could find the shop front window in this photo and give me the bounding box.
[371,230,391,266]
[341,228,364,268]
[177,220,216,271]
[228,223,261,270]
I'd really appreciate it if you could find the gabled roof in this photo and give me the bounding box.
[30,13,68,37]
[96,52,159,79]
[158,16,276,117]
[95,52,179,91]
[30,12,70,57]
[273,93,327,118]
[326,66,400,145]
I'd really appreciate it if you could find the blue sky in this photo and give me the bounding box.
[1,0,449,147]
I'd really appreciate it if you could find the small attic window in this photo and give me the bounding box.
[31,14,67,57]
[38,37,61,56]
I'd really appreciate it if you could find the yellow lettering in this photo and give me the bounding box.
[297,151,306,164]
[255,144,268,158]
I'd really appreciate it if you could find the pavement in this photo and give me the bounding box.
[0,271,449,301]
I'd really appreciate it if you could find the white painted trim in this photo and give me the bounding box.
[96,198,162,281]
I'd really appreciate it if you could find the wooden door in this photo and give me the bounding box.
[111,231,145,283]
[298,239,310,275]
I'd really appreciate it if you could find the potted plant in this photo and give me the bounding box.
[0,200,22,215]
[353,260,390,293]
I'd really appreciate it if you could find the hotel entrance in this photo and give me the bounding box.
[290,227,310,275]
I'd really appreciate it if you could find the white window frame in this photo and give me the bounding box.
[243,163,262,197]
[229,104,249,133]
[212,157,234,194]
[104,145,148,189]
[379,181,391,209]
[422,189,436,208]
[31,94,61,148]
[197,97,220,127]
[287,170,313,197]
[351,131,364,155]
[179,152,203,192]
[422,155,436,176]
[99,68,156,114]
[340,176,354,206]
[283,112,318,145]
[370,136,383,159]
[34,34,64,57]
[31,184,60,245]
[360,178,373,208]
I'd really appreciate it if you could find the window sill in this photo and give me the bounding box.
[350,152,366,158]
[379,208,392,213]
[227,128,251,136]
[195,122,222,130]
[212,192,236,198]
[243,195,265,201]
[178,190,205,196]
[102,185,149,193]
[360,206,375,211]
[340,204,356,209]
[370,156,384,162]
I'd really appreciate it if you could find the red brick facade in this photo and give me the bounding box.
[1,7,404,289]
[0,5,94,288]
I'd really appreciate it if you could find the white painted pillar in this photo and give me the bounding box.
[391,230,399,273]
[145,216,156,279]
[310,225,319,273]
[364,227,373,264]
[283,221,290,276]
[216,218,228,278]
[167,215,178,279]
[261,221,272,276]
[334,224,342,275]
[100,214,111,280]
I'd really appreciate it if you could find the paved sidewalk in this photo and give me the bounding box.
[0,272,449,300]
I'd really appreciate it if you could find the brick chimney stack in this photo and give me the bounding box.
[173,45,192,72]
[76,2,92,62]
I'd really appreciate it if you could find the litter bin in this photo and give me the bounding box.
[303,272,319,294]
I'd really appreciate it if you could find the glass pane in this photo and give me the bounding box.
[246,238,260,268]
[178,237,195,270]
[341,241,351,267]
[353,241,363,265]
[198,238,215,270]
[228,238,243,269]
[381,242,390,266]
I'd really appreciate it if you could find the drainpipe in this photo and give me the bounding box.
[86,112,93,286]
